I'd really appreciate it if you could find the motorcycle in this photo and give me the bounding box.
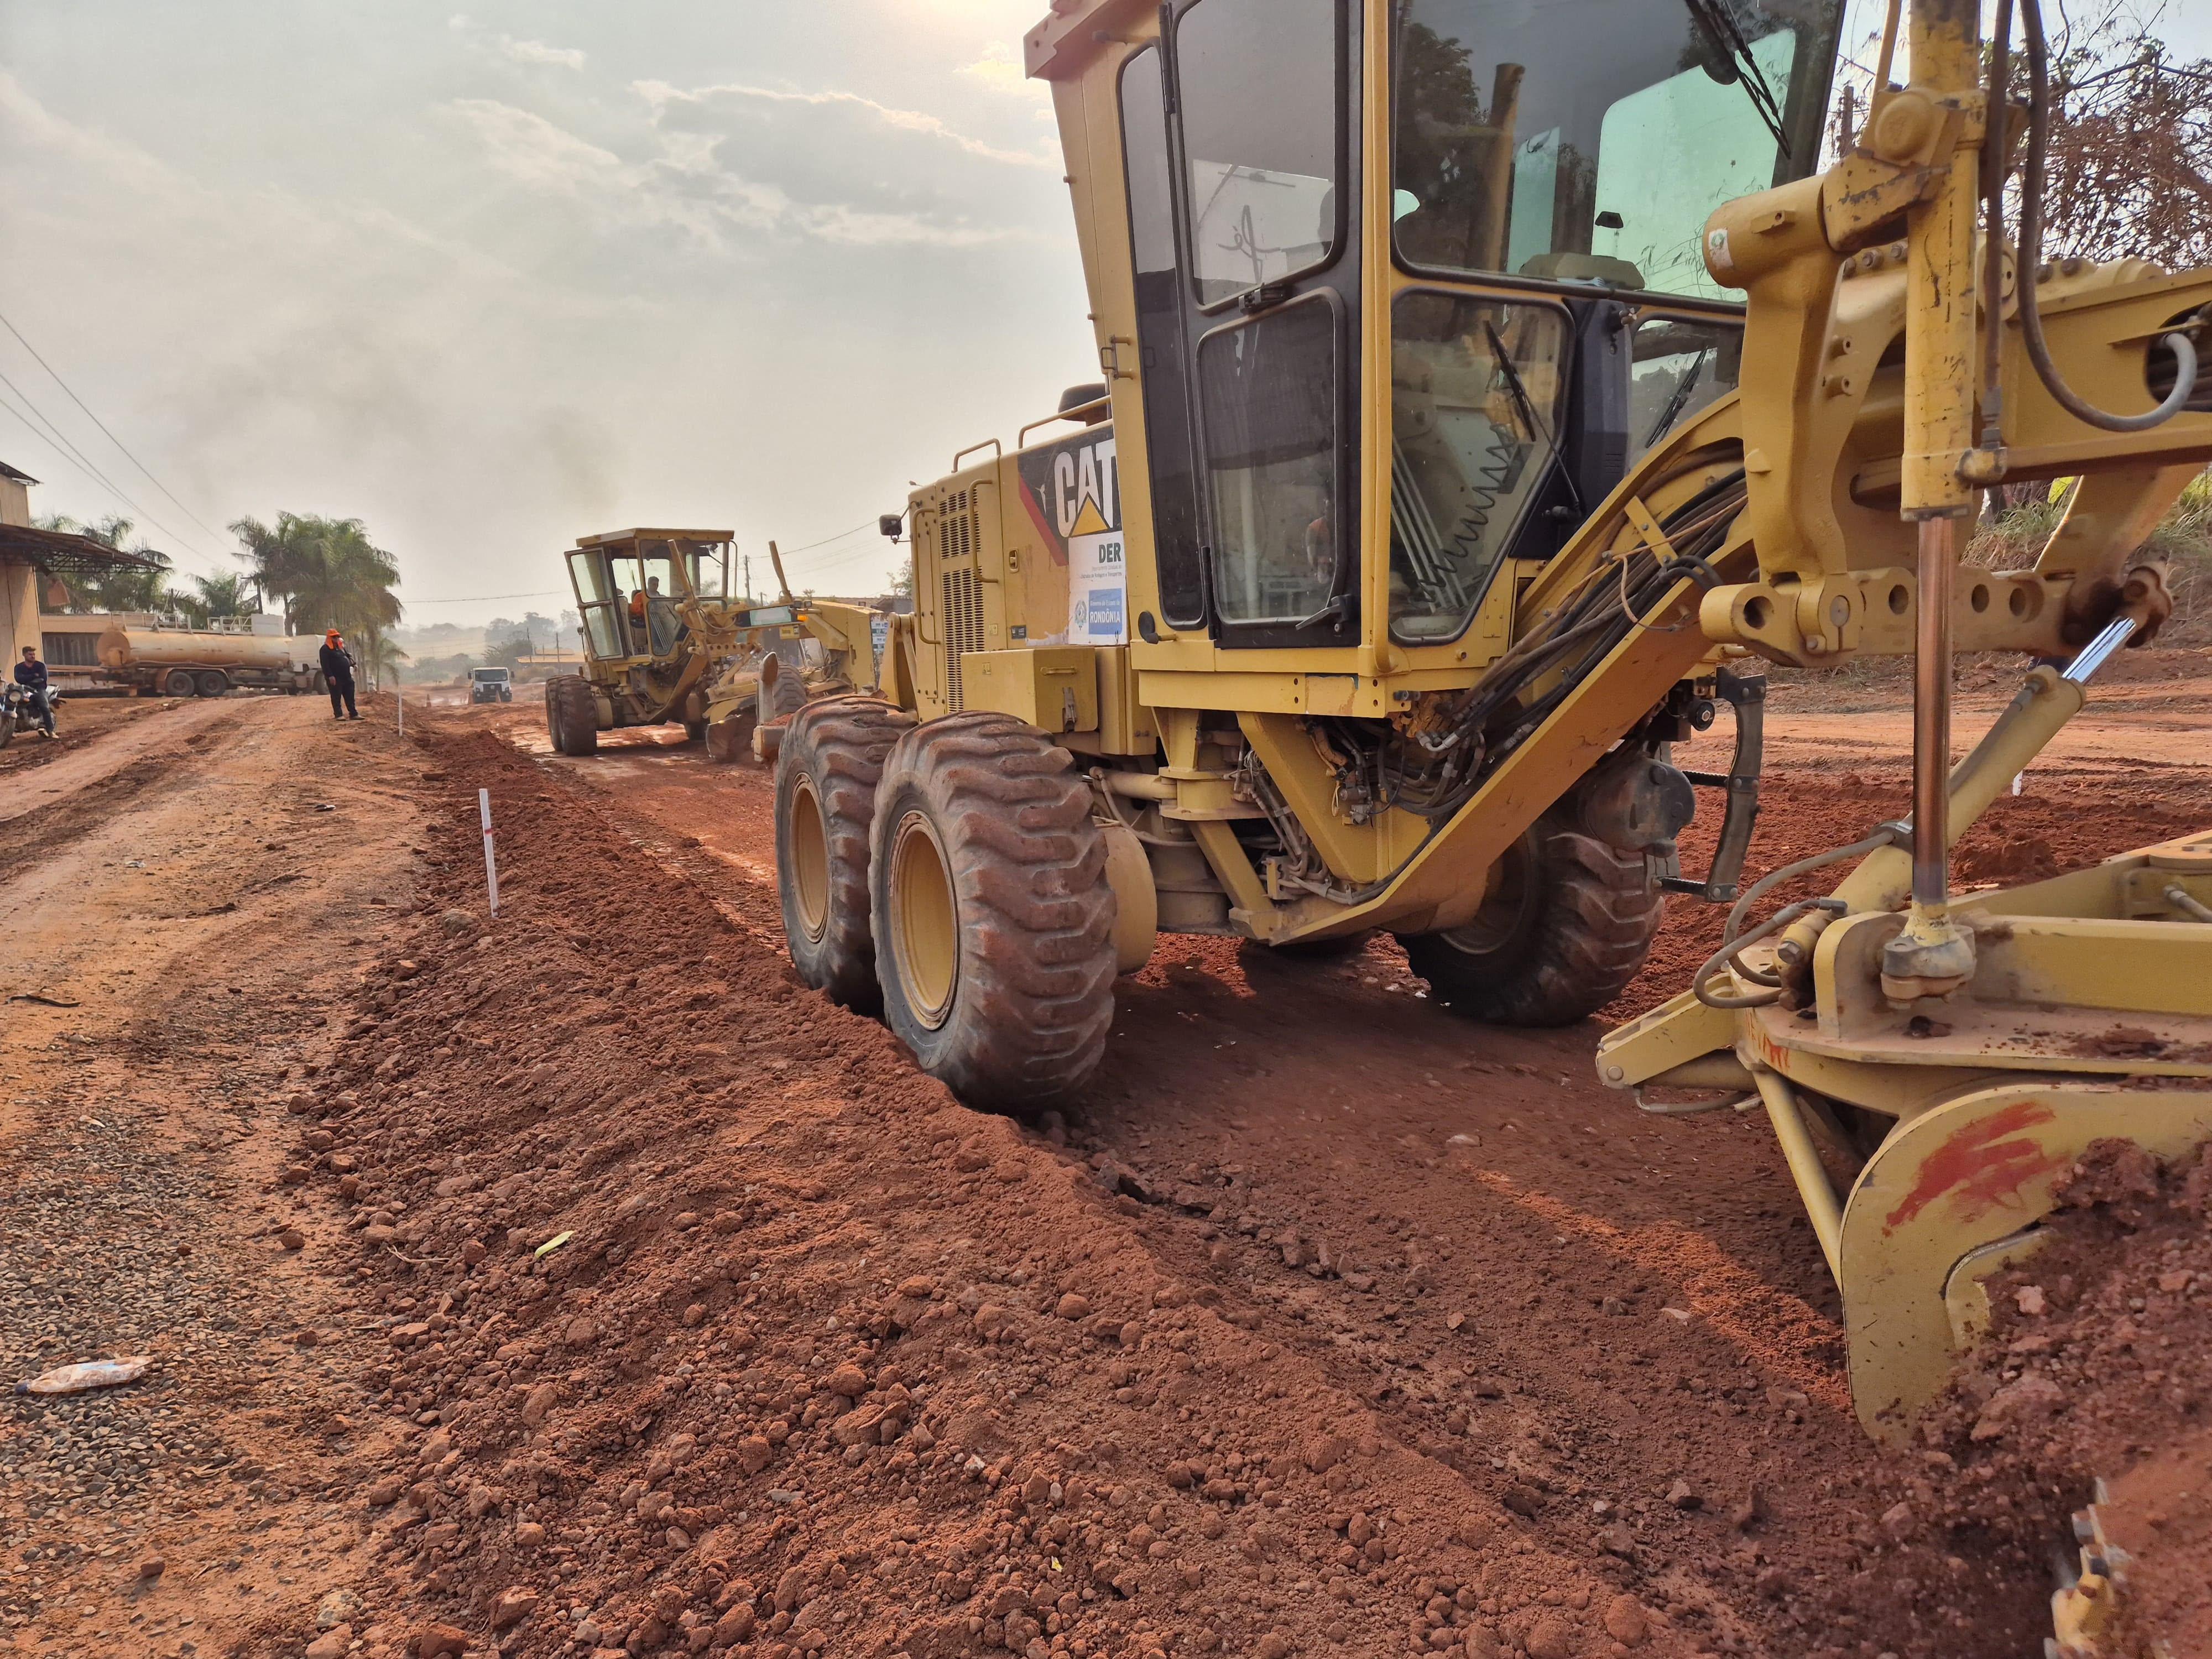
[0,680,60,748]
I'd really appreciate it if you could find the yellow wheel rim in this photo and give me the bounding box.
[788,776,831,944]
[890,810,959,1029]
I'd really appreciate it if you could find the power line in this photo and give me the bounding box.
[0,307,231,548]
[774,520,877,557]
[0,369,143,518]
[0,392,208,574]
[0,371,218,573]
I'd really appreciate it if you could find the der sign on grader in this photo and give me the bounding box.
[770,0,2212,1490]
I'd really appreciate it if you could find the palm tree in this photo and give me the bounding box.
[361,634,409,692]
[191,571,254,621]
[228,512,404,651]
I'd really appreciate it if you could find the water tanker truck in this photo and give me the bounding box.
[96,617,325,697]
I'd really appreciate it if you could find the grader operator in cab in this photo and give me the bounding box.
[775,0,2212,1455]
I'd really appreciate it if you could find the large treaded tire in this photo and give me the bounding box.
[1399,817,1661,1026]
[776,697,915,1010]
[869,712,1116,1110]
[771,670,808,721]
[546,675,599,757]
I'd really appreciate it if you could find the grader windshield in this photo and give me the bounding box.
[1392,0,1843,299]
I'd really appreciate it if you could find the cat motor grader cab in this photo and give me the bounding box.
[773,0,2212,1464]
[546,529,878,758]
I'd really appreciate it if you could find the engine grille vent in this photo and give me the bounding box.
[941,566,984,711]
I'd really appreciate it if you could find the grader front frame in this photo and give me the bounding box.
[773,0,2212,1451]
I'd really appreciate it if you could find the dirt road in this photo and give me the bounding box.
[1,696,431,1657]
[3,661,2200,1659]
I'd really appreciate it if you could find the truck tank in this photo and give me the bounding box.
[97,624,312,674]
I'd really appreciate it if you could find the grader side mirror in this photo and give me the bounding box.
[878,514,904,539]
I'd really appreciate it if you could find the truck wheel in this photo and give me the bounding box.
[196,671,229,697]
[869,712,1117,1110]
[546,675,599,757]
[164,669,198,697]
[1399,818,1661,1025]
[776,697,915,1010]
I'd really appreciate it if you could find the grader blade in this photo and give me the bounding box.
[1835,1081,2212,1441]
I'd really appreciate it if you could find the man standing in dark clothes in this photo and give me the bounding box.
[14,645,56,738]
[319,630,361,720]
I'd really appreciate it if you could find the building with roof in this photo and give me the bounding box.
[1,460,167,671]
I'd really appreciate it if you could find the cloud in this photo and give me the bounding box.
[450,99,624,193]
[447,18,585,71]
[0,7,1099,616]
[501,37,586,70]
[446,95,1031,251]
[958,40,1048,101]
[637,78,1057,170]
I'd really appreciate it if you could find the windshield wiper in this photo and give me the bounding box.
[1678,0,1791,158]
[1644,345,1713,448]
[1483,320,1585,518]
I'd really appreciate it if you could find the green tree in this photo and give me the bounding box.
[228,512,404,670]
[359,633,409,691]
[32,513,182,613]
[190,571,254,621]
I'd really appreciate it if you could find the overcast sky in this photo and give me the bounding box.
[0,0,1091,618]
[4,2,2207,627]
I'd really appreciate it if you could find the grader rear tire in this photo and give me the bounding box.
[775,697,915,1010]
[546,675,599,757]
[869,712,1117,1110]
[1399,817,1660,1025]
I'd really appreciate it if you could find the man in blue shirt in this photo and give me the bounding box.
[14,645,55,738]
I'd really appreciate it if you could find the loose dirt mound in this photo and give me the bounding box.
[1878,1141,2212,1659]
[295,721,1710,1659]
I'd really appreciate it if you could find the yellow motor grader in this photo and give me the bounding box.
[546,529,879,758]
[772,0,2212,1477]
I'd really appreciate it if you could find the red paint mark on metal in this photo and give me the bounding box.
[1885,1099,2063,1233]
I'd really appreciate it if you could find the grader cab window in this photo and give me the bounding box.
[681,540,729,601]
[567,550,627,662]
[1175,0,1343,307]
[1389,293,1568,642]
[1629,314,1743,457]
[632,542,685,655]
[1391,0,1840,299]
[1119,46,1207,628]
[1198,296,1343,628]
